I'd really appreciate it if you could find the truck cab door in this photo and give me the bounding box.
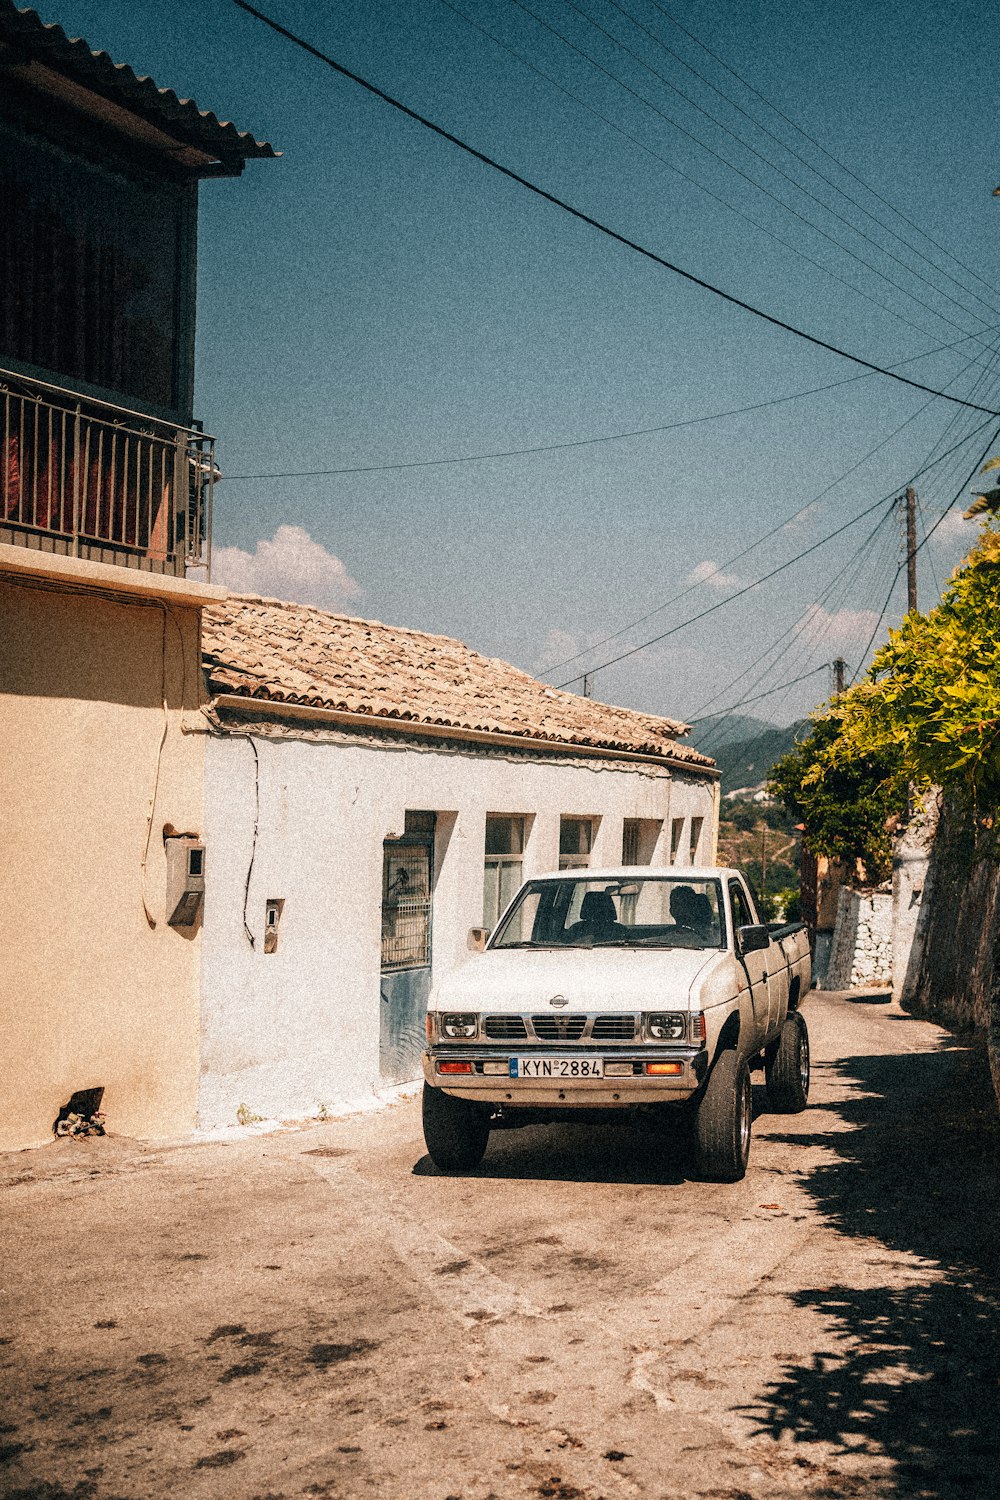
[729,879,770,1042]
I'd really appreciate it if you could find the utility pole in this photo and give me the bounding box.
[759,819,767,896]
[905,485,918,614]
[833,657,846,697]
[582,673,592,699]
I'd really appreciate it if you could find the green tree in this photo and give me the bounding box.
[768,709,902,879]
[769,523,1000,867]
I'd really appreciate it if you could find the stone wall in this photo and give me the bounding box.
[898,793,1000,1108]
[823,887,893,990]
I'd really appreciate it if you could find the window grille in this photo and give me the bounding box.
[381,842,432,971]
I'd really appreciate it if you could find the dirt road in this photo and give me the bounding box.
[2,989,998,1500]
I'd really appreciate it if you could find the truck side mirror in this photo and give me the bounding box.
[467,927,491,953]
[738,923,770,955]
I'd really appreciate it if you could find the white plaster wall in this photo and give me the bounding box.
[892,792,939,1006]
[824,888,893,990]
[198,731,716,1127]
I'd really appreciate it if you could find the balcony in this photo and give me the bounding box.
[0,368,215,579]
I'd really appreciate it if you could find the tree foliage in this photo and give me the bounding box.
[768,709,902,879]
[769,524,1000,874]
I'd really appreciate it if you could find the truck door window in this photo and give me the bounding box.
[729,882,752,945]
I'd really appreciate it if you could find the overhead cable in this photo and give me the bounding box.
[553,0,992,337]
[224,372,880,480]
[231,1,1000,418]
[596,0,1000,326]
[650,0,1000,307]
[553,413,996,688]
[848,422,1000,683]
[542,375,999,680]
[437,0,972,350]
[227,322,1000,483]
[686,663,830,723]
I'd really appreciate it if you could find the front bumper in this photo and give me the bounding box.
[423,1046,709,1107]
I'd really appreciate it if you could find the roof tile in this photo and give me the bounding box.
[202,595,714,769]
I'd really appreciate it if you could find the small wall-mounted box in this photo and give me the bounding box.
[165,836,205,927]
[264,898,284,954]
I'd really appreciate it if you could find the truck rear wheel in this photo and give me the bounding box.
[422,1083,490,1171]
[692,1050,751,1182]
[765,1011,810,1113]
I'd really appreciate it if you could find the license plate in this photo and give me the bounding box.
[511,1056,604,1079]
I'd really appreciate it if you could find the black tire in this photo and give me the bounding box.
[422,1083,490,1171]
[765,1011,810,1113]
[692,1050,752,1182]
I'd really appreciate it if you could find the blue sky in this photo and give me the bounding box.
[47,0,1000,734]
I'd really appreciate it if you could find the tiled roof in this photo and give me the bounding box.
[202,594,715,770]
[0,3,277,170]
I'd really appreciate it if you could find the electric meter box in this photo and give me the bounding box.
[165,836,205,927]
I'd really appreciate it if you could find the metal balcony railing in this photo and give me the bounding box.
[0,367,215,578]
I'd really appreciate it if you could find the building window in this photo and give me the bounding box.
[0,127,191,414]
[559,817,593,869]
[483,815,525,930]
[690,816,705,863]
[622,819,640,866]
[670,817,687,864]
[381,812,435,971]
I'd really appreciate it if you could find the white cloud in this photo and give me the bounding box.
[782,502,820,533]
[538,627,581,671]
[797,603,879,644]
[932,508,975,543]
[687,559,744,592]
[213,525,363,613]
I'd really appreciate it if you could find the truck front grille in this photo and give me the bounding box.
[592,1015,638,1040]
[530,1015,588,1041]
[479,1013,642,1043]
[483,1015,529,1040]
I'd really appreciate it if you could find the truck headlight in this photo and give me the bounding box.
[441,1013,479,1039]
[645,1012,687,1041]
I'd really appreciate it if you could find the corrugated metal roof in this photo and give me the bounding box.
[203,593,716,770]
[0,2,277,167]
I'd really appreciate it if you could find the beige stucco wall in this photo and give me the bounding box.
[0,571,209,1151]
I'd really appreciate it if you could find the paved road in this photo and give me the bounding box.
[2,990,998,1500]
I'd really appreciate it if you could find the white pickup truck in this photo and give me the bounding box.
[422,866,811,1181]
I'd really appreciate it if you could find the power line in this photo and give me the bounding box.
[542,359,999,680]
[232,0,1000,417]
[602,0,1000,325]
[556,0,993,338]
[509,0,988,348]
[848,422,1000,682]
[222,372,879,480]
[691,510,899,762]
[436,0,974,350]
[554,413,997,687]
[689,498,898,736]
[649,0,1000,307]
[553,489,900,687]
[688,663,830,723]
[226,322,1000,482]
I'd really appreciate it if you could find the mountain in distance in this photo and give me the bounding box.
[686,715,806,794]
[686,714,775,752]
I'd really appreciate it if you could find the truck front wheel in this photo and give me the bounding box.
[765,1011,810,1113]
[692,1050,751,1182]
[422,1083,490,1171]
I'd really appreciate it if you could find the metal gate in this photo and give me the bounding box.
[380,812,435,1085]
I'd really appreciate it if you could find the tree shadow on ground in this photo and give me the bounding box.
[743,1041,1000,1500]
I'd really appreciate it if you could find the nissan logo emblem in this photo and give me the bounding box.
[548,993,569,1007]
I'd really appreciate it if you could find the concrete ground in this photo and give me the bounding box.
[2,989,998,1500]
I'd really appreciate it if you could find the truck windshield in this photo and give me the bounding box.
[491,876,725,950]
